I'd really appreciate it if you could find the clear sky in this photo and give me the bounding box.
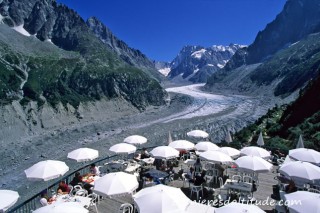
[57,0,287,62]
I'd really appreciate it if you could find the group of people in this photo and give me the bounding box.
[39,163,100,206]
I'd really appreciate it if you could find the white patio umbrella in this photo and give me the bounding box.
[67,148,99,162]
[199,150,233,164]
[185,201,216,213]
[124,135,147,145]
[33,202,88,213]
[133,184,191,213]
[284,191,320,213]
[150,146,179,159]
[279,161,320,182]
[257,132,265,146]
[235,156,273,173]
[109,143,136,154]
[218,147,241,159]
[187,130,209,139]
[289,148,320,165]
[215,202,265,213]
[24,160,69,181]
[169,140,194,151]
[225,131,233,144]
[240,146,271,159]
[195,141,219,152]
[296,135,304,149]
[0,190,19,212]
[93,172,138,198]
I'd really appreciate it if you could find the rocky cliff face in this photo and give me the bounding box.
[86,17,163,81]
[0,0,167,110]
[166,44,244,83]
[225,0,320,70]
[206,0,320,98]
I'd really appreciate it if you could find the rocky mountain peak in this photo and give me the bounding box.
[165,43,244,83]
[226,0,320,71]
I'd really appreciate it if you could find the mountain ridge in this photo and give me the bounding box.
[160,43,244,83]
[206,0,320,99]
[0,0,167,110]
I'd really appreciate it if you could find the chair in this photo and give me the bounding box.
[243,176,252,183]
[182,173,191,188]
[232,175,242,182]
[164,173,174,185]
[68,185,74,196]
[308,188,320,194]
[119,203,133,213]
[313,185,320,190]
[87,193,99,212]
[73,184,82,192]
[218,177,224,188]
[189,152,197,160]
[212,169,219,184]
[75,189,88,197]
[190,184,203,200]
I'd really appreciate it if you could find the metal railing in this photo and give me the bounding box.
[8,145,157,213]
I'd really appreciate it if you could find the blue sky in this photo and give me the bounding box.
[57,0,287,62]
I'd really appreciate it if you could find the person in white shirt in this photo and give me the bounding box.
[89,163,100,176]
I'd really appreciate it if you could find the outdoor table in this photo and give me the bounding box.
[140,157,155,167]
[144,169,169,184]
[54,195,91,207]
[104,161,125,172]
[223,179,252,194]
[184,159,196,166]
[125,164,141,173]
[82,175,100,186]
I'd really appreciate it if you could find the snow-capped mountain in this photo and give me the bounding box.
[161,44,245,83]
[155,61,171,77]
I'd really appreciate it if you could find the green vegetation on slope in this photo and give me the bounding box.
[0,24,166,109]
[249,33,320,97]
[234,74,320,152]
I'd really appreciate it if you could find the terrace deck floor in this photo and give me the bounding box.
[89,162,279,213]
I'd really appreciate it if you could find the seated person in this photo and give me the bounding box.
[193,158,203,177]
[154,158,162,170]
[89,163,100,176]
[285,180,297,193]
[133,153,141,162]
[166,166,175,174]
[194,172,206,186]
[160,160,167,171]
[57,181,71,195]
[83,183,93,194]
[69,172,83,186]
[215,163,225,177]
[141,148,150,159]
[185,167,194,180]
[39,190,55,206]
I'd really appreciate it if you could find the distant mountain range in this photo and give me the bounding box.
[0,0,166,109]
[156,44,244,83]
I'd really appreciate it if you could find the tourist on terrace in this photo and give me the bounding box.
[285,180,297,194]
[193,158,202,177]
[194,171,206,186]
[57,181,70,195]
[141,148,150,159]
[70,172,83,186]
[39,190,55,206]
[89,163,100,176]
